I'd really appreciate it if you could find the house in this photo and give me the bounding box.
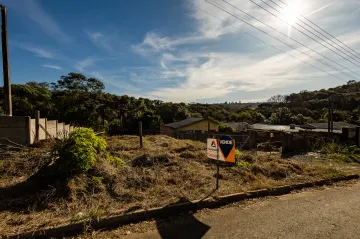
[160,118,220,137]
[252,123,301,132]
[226,122,251,132]
[300,122,358,131]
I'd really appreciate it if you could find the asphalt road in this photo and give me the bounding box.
[119,181,360,239]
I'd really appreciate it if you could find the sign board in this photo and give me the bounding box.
[207,136,235,163]
[207,138,218,160]
[219,135,235,163]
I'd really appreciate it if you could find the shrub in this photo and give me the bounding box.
[92,176,104,185]
[236,161,251,169]
[106,153,125,168]
[52,128,107,175]
[235,149,254,163]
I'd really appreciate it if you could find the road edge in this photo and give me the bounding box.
[8,174,359,239]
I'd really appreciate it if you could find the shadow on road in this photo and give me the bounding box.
[155,197,211,239]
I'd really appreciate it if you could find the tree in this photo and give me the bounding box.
[52,72,104,93]
[268,107,294,125]
[219,123,234,133]
[267,94,286,104]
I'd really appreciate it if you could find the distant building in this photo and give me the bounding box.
[160,118,220,137]
[252,124,300,132]
[300,122,358,131]
[226,122,251,132]
[251,122,358,133]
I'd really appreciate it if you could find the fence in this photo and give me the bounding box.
[108,129,159,136]
[174,131,257,150]
[0,111,74,146]
[282,127,360,154]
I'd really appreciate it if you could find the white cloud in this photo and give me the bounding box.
[24,46,54,59]
[4,0,70,42]
[86,31,113,52]
[129,0,360,102]
[42,64,62,70]
[75,58,95,72]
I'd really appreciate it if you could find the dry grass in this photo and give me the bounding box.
[0,135,359,236]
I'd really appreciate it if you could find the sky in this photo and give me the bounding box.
[2,0,360,103]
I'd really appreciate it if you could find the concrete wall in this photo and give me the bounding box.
[30,119,36,144]
[64,124,70,138]
[57,122,65,138]
[0,116,31,145]
[1,115,75,145]
[47,120,57,138]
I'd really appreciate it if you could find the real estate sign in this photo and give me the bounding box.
[207,136,235,163]
[207,138,218,160]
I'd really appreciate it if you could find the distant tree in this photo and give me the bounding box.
[268,107,294,125]
[219,123,234,133]
[267,94,286,104]
[52,72,104,93]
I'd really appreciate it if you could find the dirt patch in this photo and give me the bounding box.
[0,136,359,236]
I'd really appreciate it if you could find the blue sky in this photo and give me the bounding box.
[3,0,360,103]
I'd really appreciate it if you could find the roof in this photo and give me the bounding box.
[252,124,299,132]
[226,122,251,129]
[301,122,358,130]
[164,118,218,129]
[252,123,343,133]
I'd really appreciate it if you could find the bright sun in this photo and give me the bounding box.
[282,0,304,26]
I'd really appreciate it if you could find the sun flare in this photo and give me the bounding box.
[282,0,304,26]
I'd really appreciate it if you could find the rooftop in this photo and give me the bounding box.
[301,122,358,130]
[164,118,216,129]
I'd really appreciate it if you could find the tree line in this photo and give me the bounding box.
[0,73,359,132]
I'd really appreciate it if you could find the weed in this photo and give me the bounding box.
[91,176,103,185]
[105,153,125,168]
[236,161,251,169]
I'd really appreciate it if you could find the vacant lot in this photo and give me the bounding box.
[0,135,359,236]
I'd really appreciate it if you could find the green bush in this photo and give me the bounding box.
[52,128,107,175]
[106,153,125,168]
[92,176,104,185]
[236,161,251,169]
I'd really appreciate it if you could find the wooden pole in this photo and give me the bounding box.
[139,121,143,148]
[216,139,220,190]
[35,110,40,143]
[55,120,58,138]
[44,118,48,139]
[1,6,12,116]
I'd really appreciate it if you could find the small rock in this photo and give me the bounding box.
[126,231,131,235]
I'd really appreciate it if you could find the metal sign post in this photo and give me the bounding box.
[216,139,219,189]
[207,136,235,190]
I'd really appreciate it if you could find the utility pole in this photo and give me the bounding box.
[1,5,12,116]
[330,99,334,133]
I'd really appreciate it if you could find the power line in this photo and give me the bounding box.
[218,0,360,80]
[191,0,348,83]
[276,0,360,60]
[268,0,360,64]
[251,0,360,69]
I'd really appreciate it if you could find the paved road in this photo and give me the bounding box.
[115,181,360,239]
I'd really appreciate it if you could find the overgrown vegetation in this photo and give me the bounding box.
[318,142,360,163]
[1,135,358,236]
